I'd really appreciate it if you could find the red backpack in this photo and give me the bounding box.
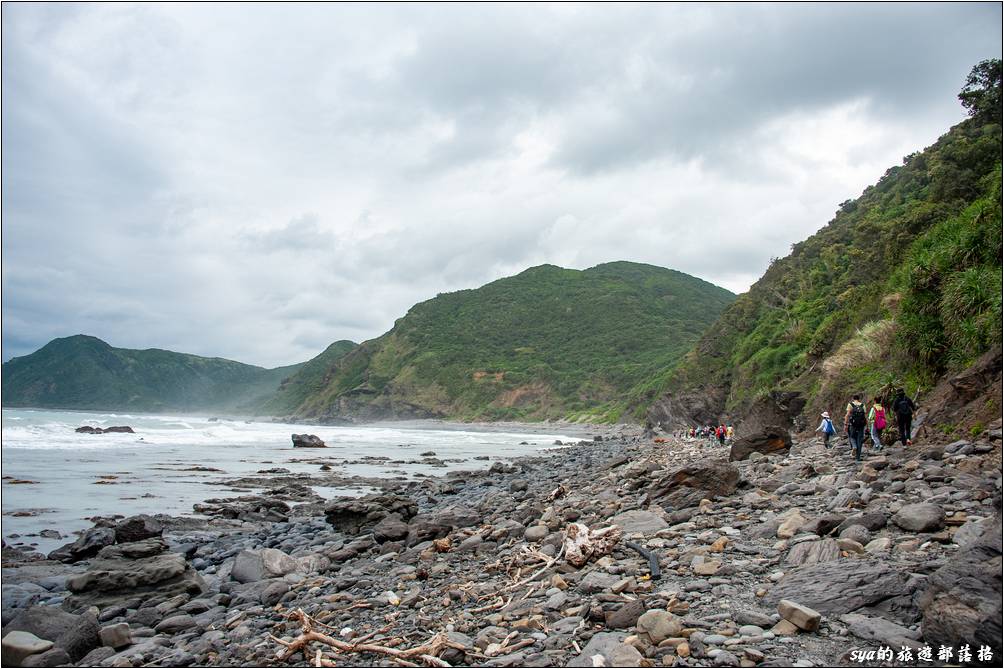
[874,406,886,430]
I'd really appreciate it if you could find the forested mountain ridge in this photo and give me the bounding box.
[644,62,1002,437]
[0,335,325,414]
[281,262,735,423]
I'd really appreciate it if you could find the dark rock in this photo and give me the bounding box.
[785,538,841,566]
[918,516,1002,659]
[892,503,945,533]
[75,426,134,434]
[766,560,923,618]
[114,515,164,544]
[64,549,204,610]
[193,495,290,523]
[324,493,418,534]
[738,391,807,435]
[372,514,410,543]
[835,512,887,534]
[47,527,116,563]
[798,513,846,536]
[3,607,100,662]
[407,515,451,546]
[644,458,740,509]
[291,433,326,448]
[20,648,72,668]
[77,646,116,666]
[154,614,197,634]
[605,600,646,629]
[729,426,792,462]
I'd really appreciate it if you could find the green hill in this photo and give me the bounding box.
[284,261,735,423]
[0,335,351,414]
[644,64,1002,432]
[256,340,358,416]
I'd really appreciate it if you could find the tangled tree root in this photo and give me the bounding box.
[271,609,468,667]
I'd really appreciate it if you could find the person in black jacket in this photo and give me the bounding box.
[892,388,916,446]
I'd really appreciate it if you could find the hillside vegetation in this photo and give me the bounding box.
[284,262,734,423]
[0,335,316,414]
[645,63,1002,432]
[256,340,358,416]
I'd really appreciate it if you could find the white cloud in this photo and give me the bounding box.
[2,3,1001,366]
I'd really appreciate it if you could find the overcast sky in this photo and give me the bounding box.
[2,3,1001,367]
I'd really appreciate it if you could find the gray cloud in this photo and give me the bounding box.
[2,3,1001,367]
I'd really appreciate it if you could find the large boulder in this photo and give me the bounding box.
[2,607,100,662]
[892,503,945,533]
[608,509,669,536]
[567,632,644,667]
[291,434,326,448]
[372,514,410,543]
[738,391,807,435]
[730,426,792,462]
[63,539,204,610]
[231,549,298,584]
[766,560,923,620]
[644,458,740,509]
[193,495,290,523]
[324,493,418,535]
[917,517,1002,658]
[114,515,164,544]
[1,631,52,667]
[785,538,841,566]
[46,527,116,563]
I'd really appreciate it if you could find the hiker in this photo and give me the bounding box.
[726,424,734,441]
[716,424,726,446]
[844,394,867,461]
[892,388,916,446]
[868,396,887,451]
[815,411,837,448]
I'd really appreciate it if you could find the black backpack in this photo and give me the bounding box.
[849,403,867,429]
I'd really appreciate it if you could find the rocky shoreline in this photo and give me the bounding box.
[2,425,1001,668]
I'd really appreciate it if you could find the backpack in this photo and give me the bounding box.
[874,406,886,430]
[849,403,867,429]
[823,418,835,435]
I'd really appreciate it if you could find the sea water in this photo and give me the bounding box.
[1,408,581,552]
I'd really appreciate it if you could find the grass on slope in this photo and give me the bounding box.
[1,335,305,414]
[643,112,1002,422]
[292,262,735,422]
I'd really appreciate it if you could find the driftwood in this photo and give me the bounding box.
[624,540,661,580]
[562,523,622,567]
[271,609,467,668]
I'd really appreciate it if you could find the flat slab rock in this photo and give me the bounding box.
[566,632,643,667]
[766,559,922,617]
[608,509,668,535]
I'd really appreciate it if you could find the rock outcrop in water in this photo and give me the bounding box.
[291,434,326,448]
[73,426,134,434]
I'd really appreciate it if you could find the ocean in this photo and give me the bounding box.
[1,408,581,553]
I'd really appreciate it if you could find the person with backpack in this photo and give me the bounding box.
[716,424,726,446]
[844,394,867,462]
[892,388,916,446]
[868,396,887,451]
[815,411,837,448]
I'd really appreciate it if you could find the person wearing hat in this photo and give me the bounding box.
[815,411,837,448]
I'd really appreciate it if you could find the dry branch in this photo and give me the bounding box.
[273,609,467,667]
